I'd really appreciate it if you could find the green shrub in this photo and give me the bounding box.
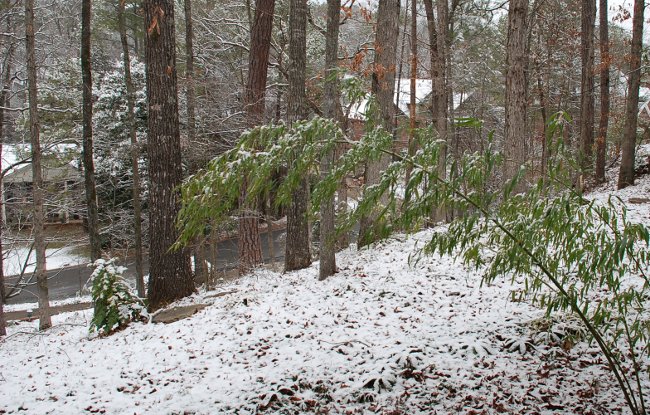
[89,259,147,335]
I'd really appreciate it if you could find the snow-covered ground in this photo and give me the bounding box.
[0,238,644,412]
[3,245,88,277]
[1,166,649,414]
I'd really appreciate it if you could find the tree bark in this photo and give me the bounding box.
[183,0,207,282]
[404,0,417,186]
[579,0,596,178]
[423,0,447,222]
[184,0,196,146]
[285,0,311,271]
[25,0,51,330]
[0,0,14,337]
[118,0,145,298]
[144,0,194,310]
[358,0,400,248]
[239,0,275,275]
[595,0,609,183]
[504,0,529,190]
[617,0,644,189]
[319,0,341,280]
[81,0,101,262]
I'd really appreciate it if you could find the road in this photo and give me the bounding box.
[4,229,286,305]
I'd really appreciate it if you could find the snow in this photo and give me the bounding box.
[1,165,649,413]
[3,294,91,313]
[3,245,88,277]
[1,144,26,176]
[347,79,468,121]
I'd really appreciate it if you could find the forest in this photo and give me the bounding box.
[0,0,650,413]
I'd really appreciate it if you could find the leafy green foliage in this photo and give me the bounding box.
[89,259,146,336]
[419,115,650,415]
[178,112,650,414]
[177,117,345,247]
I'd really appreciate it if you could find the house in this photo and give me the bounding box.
[346,79,433,146]
[345,79,478,147]
[2,145,84,226]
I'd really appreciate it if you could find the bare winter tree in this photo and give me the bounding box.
[358,0,400,248]
[595,0,609,183]
[318,0,341,280]
[423,0,448,221]
[118,0,145,297]
[144,0,194,309]
[25,0,51,330]
[239,0,275,275]
[617,0,644,189]
[579,0,596,178]
[0,0,15,337]
[404,0,417,185]
[183,0,210,283]
[285,0,311,272]
[81,0,101,262]
[504,0,529,188]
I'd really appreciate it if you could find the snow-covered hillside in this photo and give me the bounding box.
[2,217,647,413]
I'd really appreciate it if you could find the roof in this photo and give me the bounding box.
[347,78,466,121]
[2,144,80,181]
[4,163,80,184]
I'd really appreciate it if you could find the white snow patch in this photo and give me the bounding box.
[3,245,88,277]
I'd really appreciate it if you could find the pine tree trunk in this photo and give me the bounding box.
[239,0,275,275]
[579,0,596,178]
[358,0,400,248]
[25,0,51,330]
[81,0,101,262]
[118,0,145,298]
[617,0,644,189]
[285,0,311,271]
[595,0,609,183]
[504,0,529,190]
[319,0,341,280]
[423,0,447,222]
[144,0,194,310]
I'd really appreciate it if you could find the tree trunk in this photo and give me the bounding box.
[504,0,529,190]
[26,0,51,330]
[239,0,275,275]
[404,0,417,186]
[144,0,194,310]
[537,65,549,180]
[358,0,400,248]
[238,177,263,274]
[0,0,14,337]
[617,0,644,189]
[595,0,609,183]
[423,0,447,222]
[266,195,275,268]
[118,0,145,298]
[319,0,341,280]
[0,66,6,336]
[184,0,196,146]
[579,0,596,178]
[285,0,311,271]
[183,0,207,282]
[81,0,101,262]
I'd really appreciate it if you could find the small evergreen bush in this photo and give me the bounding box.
[89,259,147,335]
